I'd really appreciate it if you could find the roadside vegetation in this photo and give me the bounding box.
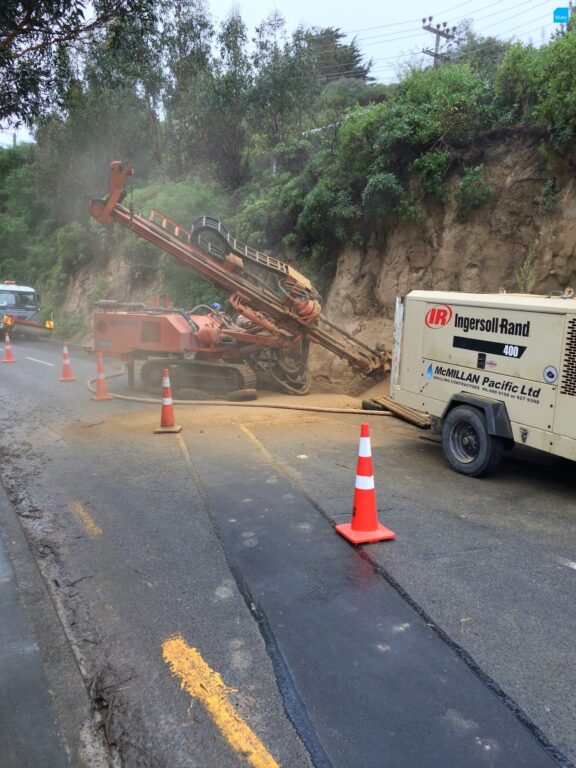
[1,3,575,328]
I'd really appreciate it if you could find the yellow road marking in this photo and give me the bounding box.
[176,434,194,470]
[162,635,280,768]
[70,500,102,537]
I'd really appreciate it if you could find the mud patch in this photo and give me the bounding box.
[0,421,208,767]
[0,445,165,767]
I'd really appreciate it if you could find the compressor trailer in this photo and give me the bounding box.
[391,290,576,476]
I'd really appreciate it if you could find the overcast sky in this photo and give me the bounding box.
[0,0,562,147]
[207,0,558,81]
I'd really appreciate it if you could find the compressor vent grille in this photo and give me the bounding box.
[561,318,576,396]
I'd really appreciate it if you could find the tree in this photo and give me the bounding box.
[444,21,510,83]
[0,0,154,127]
[206,13,252,187]
[87,7,165,165]
[161,0,214,176]
[33,8,166,224]
[251,13,321,149]
[495,30,576,147]
[306,27,371,83]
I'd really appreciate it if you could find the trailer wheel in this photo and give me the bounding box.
[442,406,504,477]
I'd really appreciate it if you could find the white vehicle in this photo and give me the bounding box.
[391,290,576,476]
[0,280,53,338]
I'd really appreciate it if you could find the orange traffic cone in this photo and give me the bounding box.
[335,423,395,545]
[91,351,114,401]
[2,333,15,363]
[154,368,182,433]
[59,343,77,382]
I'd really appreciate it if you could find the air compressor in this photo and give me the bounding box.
[391,290,576,476]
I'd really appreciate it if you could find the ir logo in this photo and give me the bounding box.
[425,304,453,329]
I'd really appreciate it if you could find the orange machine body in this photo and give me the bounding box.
[93,307,285,362]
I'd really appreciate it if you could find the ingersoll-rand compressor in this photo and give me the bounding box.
[391,290,576,476]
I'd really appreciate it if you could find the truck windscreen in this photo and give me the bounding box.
[0,291,38,310]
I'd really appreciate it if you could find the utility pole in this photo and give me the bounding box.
[422,17,457,68]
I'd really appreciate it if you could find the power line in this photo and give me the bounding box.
[312,3,553,76]
[345,0,513,34]
[460,13,552,44]
[324,18,556,80]
[308,0,519,51]
[355,0,518,42]
[340,0,535,37]
[480,0,551,31]
[320,10,549,72]
[309,0,546,56]
[471,0,543,23]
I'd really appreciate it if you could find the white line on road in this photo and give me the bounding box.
[557,556,576,571]
[25,357,55,367]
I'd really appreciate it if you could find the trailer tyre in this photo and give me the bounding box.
[442,406,504,477]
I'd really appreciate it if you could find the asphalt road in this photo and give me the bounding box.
[0,337,574,768]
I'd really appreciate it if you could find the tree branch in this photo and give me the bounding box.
[9,14,117,59]
[1,2,125,57]
[0,7,36,49]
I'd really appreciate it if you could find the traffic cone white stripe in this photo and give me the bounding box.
[2,333,15,362]
[335,422,395,545]
[355,475,375,491]
[154,367,181,432]
[91,351,113,400]
[358,437,372,457]
[59,342,76,381]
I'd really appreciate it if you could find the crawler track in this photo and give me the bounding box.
[140,359,257,395]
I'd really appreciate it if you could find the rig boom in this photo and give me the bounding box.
[90,162,388,378]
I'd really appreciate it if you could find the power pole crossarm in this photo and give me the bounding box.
[421,16,456,68]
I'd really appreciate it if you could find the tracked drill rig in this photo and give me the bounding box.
[89,161,389,396]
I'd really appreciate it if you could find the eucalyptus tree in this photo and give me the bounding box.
[34,5,166,224]
[251,13,322,150]
[205,12,252,187]
[161,0,214,176]
[0,0,155,127]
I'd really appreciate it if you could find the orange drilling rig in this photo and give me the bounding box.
[90,161,388,396]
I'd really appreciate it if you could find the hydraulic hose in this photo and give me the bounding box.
[86,368,391,416]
